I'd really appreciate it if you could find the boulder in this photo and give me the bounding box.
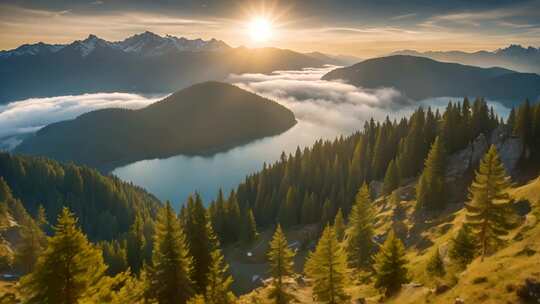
[454,297,465,304]
[517,278,540,302]
[435,284,450,294]
[513,199,532,216]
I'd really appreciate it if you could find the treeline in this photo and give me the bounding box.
[210,98,505,237]
[0,153,160,241]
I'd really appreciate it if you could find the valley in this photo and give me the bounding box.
[1,2,540,302]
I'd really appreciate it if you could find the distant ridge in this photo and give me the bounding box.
[322,55,540,105]
[391,45,540,74]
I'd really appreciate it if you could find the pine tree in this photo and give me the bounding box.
[36,205,48,230]
[146,202,194,304]
[382,159,400,195]
[507,107,516,129]
[415,136,447,214]
[333,209,345,241]
[203,249,236,304]
[344,183,375,269]
[127,213,146,275]
[449,224,476,267]
[426,247,445,277]
[320,198,334,227]
[20,207,107,304]
[241,209,258,244]
[304,225,350,304]
[278,187,298,228]
[373,230,409,297]
[513,99,532,147]
[267,224,295,304]
[465,145,513,260]
[183,193,215,293]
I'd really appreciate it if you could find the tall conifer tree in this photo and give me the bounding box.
[127,213,146,275]
[465,145,513,259]
[344,183,375,269]
[183,193,216,293]
[305,226,350,304]
[373,230,409,297]
[20,207,107,304]
[382,159,400,195]
[146,202,194,304]
[415,136,447,214]
[267,224,295,304]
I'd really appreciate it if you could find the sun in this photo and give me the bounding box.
[248,17,273,43]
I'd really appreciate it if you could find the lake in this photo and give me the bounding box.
[112,120,346,208]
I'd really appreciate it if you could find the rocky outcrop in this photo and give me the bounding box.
[489,125,524,174]
[447,125,523,178]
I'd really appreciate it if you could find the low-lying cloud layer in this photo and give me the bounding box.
[230,66,416,133]
[229,66,511,135]
[0,92,163,150]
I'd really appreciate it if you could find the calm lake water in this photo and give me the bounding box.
[112,120,345,208]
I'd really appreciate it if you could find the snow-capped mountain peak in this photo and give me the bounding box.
[0,42,64,58]
[0,31,230,58]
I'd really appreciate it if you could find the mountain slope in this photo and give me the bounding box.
[392,45,540,74]
[15,82,296,170]
[322,55,540,105]
[0,32,329,103]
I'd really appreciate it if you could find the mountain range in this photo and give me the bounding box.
[322,55,540,105]
[392,45,540,74]
[0,32,341,104]
[15,82,296,171]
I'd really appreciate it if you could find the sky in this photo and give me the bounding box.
[1,0,540,57]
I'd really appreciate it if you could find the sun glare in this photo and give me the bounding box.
[248,17,273,42]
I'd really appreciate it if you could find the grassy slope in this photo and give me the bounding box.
[239,176,540,303]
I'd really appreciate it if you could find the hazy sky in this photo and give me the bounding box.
[1,0,539,57]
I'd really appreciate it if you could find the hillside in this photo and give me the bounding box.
[322,55,540,106]
[0,152,160,241]
[237,176,540,304]
[15,82,297,170]
[0,32,330,103]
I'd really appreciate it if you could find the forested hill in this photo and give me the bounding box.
[0,152,160,241]
[322,55,540,106]
[15,82,296,171]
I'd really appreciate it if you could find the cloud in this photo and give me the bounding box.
[228,66,511,135]
[0,92,164,149]
[228,66,417,133]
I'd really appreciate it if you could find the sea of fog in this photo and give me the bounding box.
[0,66,511,208]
